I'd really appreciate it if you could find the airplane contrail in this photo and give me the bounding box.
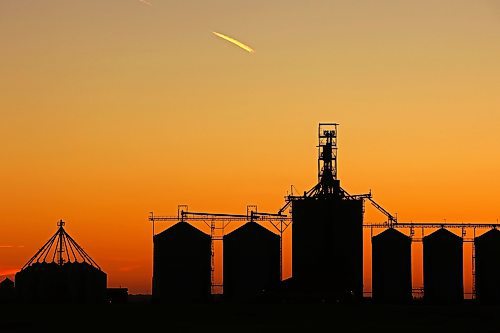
[212,32,255,53]
[138,0,152,6]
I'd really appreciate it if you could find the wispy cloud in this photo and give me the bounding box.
[138,0,152,6]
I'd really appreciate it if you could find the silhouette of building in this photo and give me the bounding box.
[0,278,16,303]
[15,221,107,303]
[474,228,500,304]
[372,228,412,303]
[289,124,364,301]
[153,222,211,302]
[106,287,129,304]
[223,222,280,300]
[291,194,363,301]
[423,228,463,303]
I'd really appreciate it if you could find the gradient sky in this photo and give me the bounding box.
[1,0,499,294]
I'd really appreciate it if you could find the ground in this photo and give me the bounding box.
[0,297,499,332]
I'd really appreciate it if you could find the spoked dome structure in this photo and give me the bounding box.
[15,220,107,303]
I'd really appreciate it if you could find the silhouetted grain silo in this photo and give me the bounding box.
[292,192,364,301]
[474,228,500,304]
[289,124,364,301]
[223,222,280,300]
[423,228,463,303]
[153,222,211,302]
[372,228,412,303]
[15,221,107,303]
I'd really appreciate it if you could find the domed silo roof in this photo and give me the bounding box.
[223,222,280,300]
[372,228,412,303]
[474,228,500,303]
[15,220,106,303]
[153,222,211,302]
[423,228,463,304]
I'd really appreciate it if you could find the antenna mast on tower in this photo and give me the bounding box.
[317,123,340,196]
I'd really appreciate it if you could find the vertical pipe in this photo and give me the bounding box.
[280,220,283,281]
[472,227,476,299]
[58,222,64,265]
[150,212,155,295]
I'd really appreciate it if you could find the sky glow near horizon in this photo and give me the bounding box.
[0,0,499,293]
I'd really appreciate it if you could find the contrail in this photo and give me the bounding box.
[212,32,254,53]
[138,0,152,6]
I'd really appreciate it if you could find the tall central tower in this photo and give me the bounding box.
[290,123,364,301]
[316,123,341,196]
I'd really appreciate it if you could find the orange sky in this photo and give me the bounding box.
[1,0,499,294]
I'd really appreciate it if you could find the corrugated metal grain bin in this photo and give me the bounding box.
[423,228,463,303]
[64,262,107,303]
[292,197,363,301]
[372,228,412,303]
[0,278,16,303]
[475,228,500,304]
[223,222,280,300]
[15,262,107,303]
[14,223,107,303]
[152,222,211,302]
